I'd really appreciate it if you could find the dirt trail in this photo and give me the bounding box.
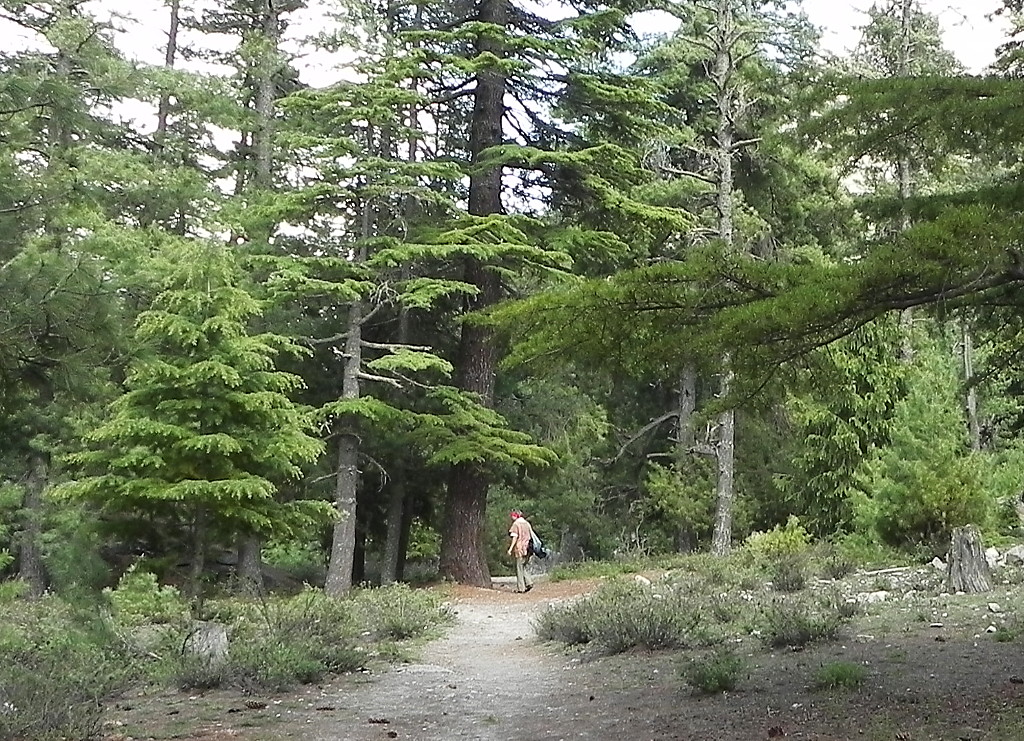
[306,577,596,741]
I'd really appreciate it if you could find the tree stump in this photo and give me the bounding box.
[947,524,992,593]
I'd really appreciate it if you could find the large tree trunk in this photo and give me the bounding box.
[438,0,509,587]
[325,297,363,597]
[380,478,406,585]
[709,0,737,555]
[187,507,208,604]
[711,371,736,556]
[18,450,49,597]
[897,0,916,365]
[155,0,180,142]
[961,322,981,451]
[236,535,265,598]
[947,524,991,593]
[395,497,414,581]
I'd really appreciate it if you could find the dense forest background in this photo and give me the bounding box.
[4,0,1024,600]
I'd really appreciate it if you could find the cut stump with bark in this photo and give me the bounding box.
[947,524,992,593]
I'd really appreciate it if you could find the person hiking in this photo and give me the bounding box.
[507,510,535,593]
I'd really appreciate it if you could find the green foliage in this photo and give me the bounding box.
[262,537,326,584]
[819,547,857,580]
[170,585,450,692]
[780,321,905,536]
[534,579,702,652]
[814,661,867,691]
[744,516,811,561]
[683,649,745,694]
[861,340,992,551]
[60,242,328,587]
[103,564,189,628]
[759,600,843,649]
[770,554,809,593]
[0,595,132,741]
[350,583,452,641]
[638,461,715,552]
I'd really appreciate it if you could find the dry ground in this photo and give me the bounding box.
[103,572,1024,741]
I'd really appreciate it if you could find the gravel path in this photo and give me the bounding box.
[306,578,590,741]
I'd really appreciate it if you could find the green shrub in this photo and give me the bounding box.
[744,516,811,561]
[770,554,808,593]
[228,640,334,693]
[171,585,449,693]
[760,602,841,649]
[820,549,857,580]
[0,595,132,741]
[683,649,745,694]
[536,579,701,654]
[352,584,451,641]
[814,661,867,690]
[534,600,595,645]
[262,537,326,584]
[104,563,190,627]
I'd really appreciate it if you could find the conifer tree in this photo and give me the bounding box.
[62,242,326,600]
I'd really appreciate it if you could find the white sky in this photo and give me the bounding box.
[0,0,1012,77]
[0,0,1011,89]
[801,0,1010,72]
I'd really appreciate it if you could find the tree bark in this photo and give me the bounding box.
[438,0,509,587]
[325,299,363,598]
[18,450,48,597]
[155,0,180,142]
[946,524,991,593]
[709,0,737,555]
[961,322,981,451]
[897,0,916,364]
[711,369,736,556]
[236,534,265,598]
[380,478,407,585]
[187,507,208,604]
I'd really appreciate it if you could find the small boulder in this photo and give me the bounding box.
[856,590,889,604]
[986,547,1000,569]
[1004,545,1024,566]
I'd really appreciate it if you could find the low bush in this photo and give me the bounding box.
[759,601,842,649]
[536,579,703,654]
[771,554,808,593]
[745,516,811,562]
[683,649,745,694]
[170,584,450,693]
[352,583,451,641]
[534,599,595,645]
[0,595,133,741]
[814,660,867,690]
[820,549,857,580]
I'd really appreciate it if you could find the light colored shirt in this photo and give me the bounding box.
[509,517,534,558]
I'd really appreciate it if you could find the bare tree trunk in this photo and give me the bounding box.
[947,524,991,593]
[18,451,48,597]
[325,299,363,597]
[236,534,264,598]
[897,0,916,364]
[155,0,180,142]
[711,369,736,555]
[381,479,406,585]
[675,366,697,462]
[709,0,737,555]
[438,0,509,587]
[961,322,981,451]
[188,507,208,604]
[254,4,279,189]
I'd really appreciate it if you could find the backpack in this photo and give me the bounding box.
[528,531,548,559]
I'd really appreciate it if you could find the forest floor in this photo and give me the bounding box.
[103,568,1024,741]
